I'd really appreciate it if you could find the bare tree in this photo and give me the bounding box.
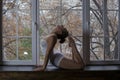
[90,0,118,60]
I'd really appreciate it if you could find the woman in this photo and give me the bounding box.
[34,25,85,71]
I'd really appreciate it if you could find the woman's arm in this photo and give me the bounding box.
[42,35,57,70]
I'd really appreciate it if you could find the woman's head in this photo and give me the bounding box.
[52,25,69,43]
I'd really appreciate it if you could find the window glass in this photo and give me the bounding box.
[90,0,119,61]
[2,0,32,61]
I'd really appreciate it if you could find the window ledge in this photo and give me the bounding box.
[0,65,120,71]
[45,65,120,71]
[84,65,120,71]
[0,65,34,71]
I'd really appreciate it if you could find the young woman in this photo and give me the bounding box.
[34,25,85,71]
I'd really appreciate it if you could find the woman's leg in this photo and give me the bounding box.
[59,57,84,69]
[50,52,84,69]
[68,36,85,65]
[71,44,84,66]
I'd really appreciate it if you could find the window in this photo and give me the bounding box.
[2,0,35,65]
[39,0,83,65]
[1,0,120,66]
[84,0,120,64]
[1,0,83,65]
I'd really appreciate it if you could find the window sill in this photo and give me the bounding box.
[46,65,120,72]
[0,65,120,71]
[0,65,119,80]
[84,65,120,71]
[0,65,34,71]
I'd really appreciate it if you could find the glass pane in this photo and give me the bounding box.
[62,0,82,9]
[18,38,32,60]
[2,0,17,36]
[107,0,118,10]
[90,9,118,61]
[18,0,32,36]
[64,10,82,36]
[40,10,59,31]
[90,0,103,9]
[106,11,118,60]
[40,0,60,9]
[90,10,104,61]
[90,0,118,10]
[2,0,32,61]
[90,38,104,61]
[90,10,104,37]
[3,38,17,60]
[40,10,82,36]
[2,16,17,36]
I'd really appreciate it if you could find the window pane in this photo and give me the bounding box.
[40,10,59,31]
[90,8,118,61]
[3,38,17,60]
[107,11,118,60]
[18,0,32,36]
[90,0,103,9]
[90,38,104,61]
[18,38,32,60]
[107,0,118,10]
[2,0,17,36]
[2,0,32,61]
[62,0,82,9]
[90,10,104,61]
[64,10,82,36]
[39,0,61,9]
[90,0,118,10]
[40,10,82,36]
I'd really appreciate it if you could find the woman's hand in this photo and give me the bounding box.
[34,66,45,71]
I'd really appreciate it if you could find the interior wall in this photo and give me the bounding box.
[0,0,3,63]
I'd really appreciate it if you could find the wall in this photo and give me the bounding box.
[0,0,3,63]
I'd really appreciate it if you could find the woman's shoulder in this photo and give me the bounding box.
[45,33,57,39]
[45,34,58,46]
[44,33,57,42]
